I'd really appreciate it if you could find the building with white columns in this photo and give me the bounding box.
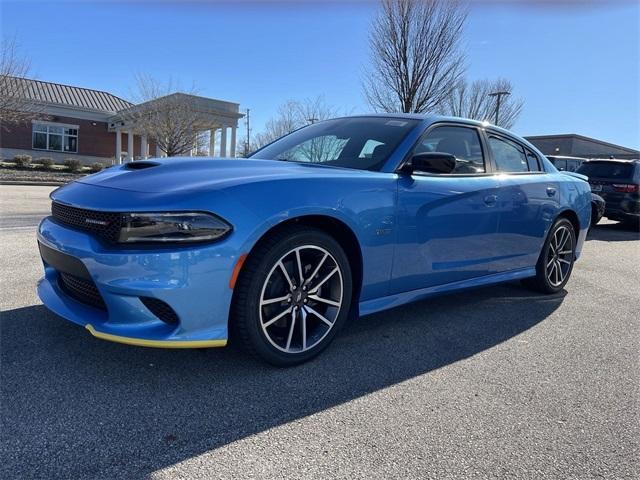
[0,76,244,165]
[108,92,244,163]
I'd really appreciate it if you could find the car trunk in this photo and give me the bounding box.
[577,161,638,206]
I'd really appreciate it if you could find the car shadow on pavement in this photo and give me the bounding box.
[1,282,564,479]
[587,222,640,242]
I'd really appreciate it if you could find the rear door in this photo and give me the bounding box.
[391,124,501,293]
[486,133,560,271]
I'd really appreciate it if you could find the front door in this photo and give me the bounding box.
[390,124,501,294]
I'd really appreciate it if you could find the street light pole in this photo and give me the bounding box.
[488,91,511,126]
[244,108,250,156]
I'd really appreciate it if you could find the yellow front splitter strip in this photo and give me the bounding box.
[85,324,227,349]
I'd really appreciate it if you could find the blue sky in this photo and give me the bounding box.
[2,0,638,148]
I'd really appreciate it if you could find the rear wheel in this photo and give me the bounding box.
[523,217,576,294]
[232,226,352,366]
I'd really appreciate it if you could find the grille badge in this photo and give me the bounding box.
[84,218,109,226]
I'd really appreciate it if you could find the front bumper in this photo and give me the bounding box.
[37,216,236,347]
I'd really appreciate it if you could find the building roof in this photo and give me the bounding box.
[525,133,639,155]
[3,76,133,113]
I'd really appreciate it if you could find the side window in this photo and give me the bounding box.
[525,148,542,172]
[489,136,528,173]
[566,160,579,172]
[415,126,485,173]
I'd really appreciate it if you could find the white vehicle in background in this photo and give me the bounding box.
[546,155,587,172]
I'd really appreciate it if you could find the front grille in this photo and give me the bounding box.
[58,272,107,310]
[140,297,179,325]
[51,202,122,242]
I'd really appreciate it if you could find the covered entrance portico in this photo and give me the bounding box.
[107,93,243,163]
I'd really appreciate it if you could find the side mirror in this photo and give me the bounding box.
[407,152,456,174]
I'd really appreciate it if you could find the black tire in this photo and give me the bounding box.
[232,226,352,366]
[590,205,601,228]
[523,217,576,294]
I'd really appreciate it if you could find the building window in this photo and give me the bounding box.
[32,123,78,153]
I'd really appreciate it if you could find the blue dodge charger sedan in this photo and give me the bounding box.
[37,115,591,365]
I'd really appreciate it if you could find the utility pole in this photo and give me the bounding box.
[307,117,318,124]
[244,108,250,156]
[488,91,510,126]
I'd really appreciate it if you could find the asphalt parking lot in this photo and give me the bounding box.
[1,184,638,480]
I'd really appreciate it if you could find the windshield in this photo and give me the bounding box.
[249,117,420,171]
[577,161,634,179]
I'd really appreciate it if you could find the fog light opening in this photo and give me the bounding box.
[140,297,179,325]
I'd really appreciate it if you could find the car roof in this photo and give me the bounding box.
[341,113,492,128]
[582,158,639,164]
[332,113,527,139]
[321,114,547,159]
[546,155,588,161]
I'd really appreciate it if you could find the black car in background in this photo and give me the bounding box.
[577,159,640,225]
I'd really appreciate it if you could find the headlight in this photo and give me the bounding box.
[118,212,232,244]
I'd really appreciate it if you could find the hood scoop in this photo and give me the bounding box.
[124,161,161,170]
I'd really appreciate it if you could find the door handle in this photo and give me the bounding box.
[483,194,497,206]
[546,186,557,197]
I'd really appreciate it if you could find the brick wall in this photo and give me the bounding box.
[0,115,156,160]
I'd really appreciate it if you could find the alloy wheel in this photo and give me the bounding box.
[545,225,573,287]
[259,245,344,353]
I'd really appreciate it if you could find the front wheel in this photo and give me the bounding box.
[232,226,352,366]
[523,217,576,294]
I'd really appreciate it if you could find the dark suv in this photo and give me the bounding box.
[576,159,640,224]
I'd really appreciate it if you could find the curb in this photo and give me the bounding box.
[0,180,66,186]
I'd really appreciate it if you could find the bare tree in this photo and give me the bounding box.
[120,75,205,157]
[252,101,300,150]
[0,37,43,130]
[363,0,467,114]
[251,96,340,151]
[441,78,524,129]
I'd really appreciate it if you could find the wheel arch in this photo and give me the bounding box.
[556,208,581,238]
[232,214,364,317]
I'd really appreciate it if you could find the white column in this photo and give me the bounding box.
[220,126,227,157]
[155,143,162,158]
[127,131,134,161]
[192,134,199,156]
[115,129,122,164]
[140,135,148,159]
[230,125,237,158]
[209,128,216,157]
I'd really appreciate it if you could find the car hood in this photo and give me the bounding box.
[76,157,360,194]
